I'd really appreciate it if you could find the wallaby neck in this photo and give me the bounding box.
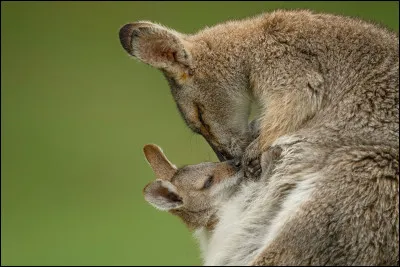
[193,227,212,264]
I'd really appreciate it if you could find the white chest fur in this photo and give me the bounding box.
[202,173,318,266]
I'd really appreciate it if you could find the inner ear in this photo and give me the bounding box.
[119,22,192,73]
[143,144,177,180]
[143,180,183,211]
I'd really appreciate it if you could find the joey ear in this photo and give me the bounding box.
[143,144,177,180]
[143,180,183,211]
[119,21,192,73]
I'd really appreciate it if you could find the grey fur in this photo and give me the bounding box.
[120,10,399,266]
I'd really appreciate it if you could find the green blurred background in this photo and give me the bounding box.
[1,1,398,266]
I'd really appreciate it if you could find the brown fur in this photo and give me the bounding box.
[120,10,398,266]
[142,144,240,231]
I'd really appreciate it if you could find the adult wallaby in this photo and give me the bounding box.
[119,10,398,177]
[121,10,399,265]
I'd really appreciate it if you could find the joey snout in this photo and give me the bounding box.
[213,159,242,184]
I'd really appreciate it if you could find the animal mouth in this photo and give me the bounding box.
[205,139,233,162]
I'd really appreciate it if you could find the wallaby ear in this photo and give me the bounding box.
[119,21,192,73]
[143,144,177,180]
[143,180,183,211]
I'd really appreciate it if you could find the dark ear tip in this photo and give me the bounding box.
[143,144,151,153]
[119,23,135,54]
[143,144,160,154]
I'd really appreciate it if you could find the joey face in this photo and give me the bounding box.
[119,22,253,161]
[142,144,242,230]
[170,160,241,213]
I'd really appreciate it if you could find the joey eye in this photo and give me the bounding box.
[202,175,214,190]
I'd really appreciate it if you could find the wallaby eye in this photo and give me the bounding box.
[202,175,214,190]
[195,102,211,134]
[196,104,206,127]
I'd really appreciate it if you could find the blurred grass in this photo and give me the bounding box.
[1,1,398,266]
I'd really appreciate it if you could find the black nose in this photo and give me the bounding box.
[119,23,135,54]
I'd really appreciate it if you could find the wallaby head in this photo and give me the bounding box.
[120,22,255,161]
[142,144,242,230]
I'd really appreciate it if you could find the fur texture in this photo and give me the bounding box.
[121,10,399,266]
